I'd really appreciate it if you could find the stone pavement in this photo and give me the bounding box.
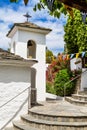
[30,99,87,117]
[4,99,87,130]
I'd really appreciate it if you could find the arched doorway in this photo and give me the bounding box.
[27,40,36,59]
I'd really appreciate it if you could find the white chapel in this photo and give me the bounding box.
[7,21,51,103]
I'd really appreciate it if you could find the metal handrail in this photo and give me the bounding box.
[64,69,87,99]
[0,87,29,109]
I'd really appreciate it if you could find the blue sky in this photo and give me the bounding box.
[0,0,67,55]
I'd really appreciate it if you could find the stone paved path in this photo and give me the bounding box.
[31,100,87,117]
[1,84,87,129]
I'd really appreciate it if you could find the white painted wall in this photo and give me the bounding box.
[16,42,27,59]
[81,68,87,91]
[10,28,47,101]
[34,44,46,101]
[0,65,31,87]
[18,30,45,44]
[70,58,82,70]
[10,31,18,54]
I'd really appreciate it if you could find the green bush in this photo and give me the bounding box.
[46,82,56,94]
[54,69,75,96]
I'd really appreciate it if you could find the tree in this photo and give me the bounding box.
[46,49,53,63]
[10,0,28,5]
[64,9,87,54]
[10,0,67,18]
[34,0,67,18]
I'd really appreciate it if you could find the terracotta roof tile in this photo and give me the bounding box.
[0,48,24,61]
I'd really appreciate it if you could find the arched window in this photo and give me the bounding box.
[27,40,36,59]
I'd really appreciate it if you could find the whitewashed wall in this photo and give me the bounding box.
[10,31,18,54]
[70,58,82,70]
[35,44,46,101]
[0,65,31,88]
[0,64,31,128]
[81,68,87,91]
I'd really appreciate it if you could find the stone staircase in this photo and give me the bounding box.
[5,100,87,130]
[65,90,87,106]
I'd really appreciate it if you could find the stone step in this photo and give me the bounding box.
[4,121,40,130]
[13,121,39,130]
[78,91,87,95]
[72,94,87,101]
[28,109,87,122]
[65,97,87,106]
[21,114,87,130]
[4,126,18,130]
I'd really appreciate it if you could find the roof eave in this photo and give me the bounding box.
[7,26,18,38]
[0,59,38,67]
[6,24,52,38]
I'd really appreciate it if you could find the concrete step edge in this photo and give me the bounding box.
[4,126,18,130]
[72,94,87,98]
[13,121,39,130]
[28,109,87,118]
[65,97,87,103]
[21,114,87,127]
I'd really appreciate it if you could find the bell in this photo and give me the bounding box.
[28,41,32,46]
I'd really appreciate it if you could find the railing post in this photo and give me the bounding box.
[28,87,31,109]
[63,84,66,101]
[31,88,37,105]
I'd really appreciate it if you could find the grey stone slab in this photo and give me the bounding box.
[13,121,39,130]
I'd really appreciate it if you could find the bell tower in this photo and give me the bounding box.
[7,21,51,102]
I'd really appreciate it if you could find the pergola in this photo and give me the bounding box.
[59,0,87,12]
[11,0,87,12]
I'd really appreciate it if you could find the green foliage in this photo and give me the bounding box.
[10,0,28,5]
[46,49,53,63]
[46,53,70,84]
[46,82,56,94]
[54,69,75,96]
[10,0,18,2]
[34,0,67,18]
[64,9,87,53]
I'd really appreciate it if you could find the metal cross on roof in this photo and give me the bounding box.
[23,12,31,22]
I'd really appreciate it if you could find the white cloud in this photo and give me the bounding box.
[0,1,66,55]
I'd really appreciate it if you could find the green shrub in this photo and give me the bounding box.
[46,82,56,94]
[54,69,75,96]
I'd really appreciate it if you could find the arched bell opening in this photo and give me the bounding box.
[27,40,36,59]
